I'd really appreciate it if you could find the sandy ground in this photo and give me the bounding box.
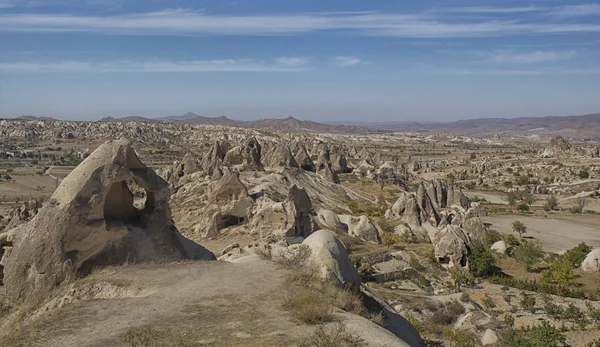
[464,191,507,205]
[10,260,311,347]
[0,175,57,200]
[483,214,600,253]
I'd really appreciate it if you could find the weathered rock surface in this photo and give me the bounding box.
[582,249,600,272]
[1,139,214,303]
[224,137,264,171]
[302,230,361,290]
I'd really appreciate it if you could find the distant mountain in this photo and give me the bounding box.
[375,112,600,139]
[17,115,58,121]
[99,116,156,122]
[98,113,371,134]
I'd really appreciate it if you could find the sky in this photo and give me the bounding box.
[0,0,599,122]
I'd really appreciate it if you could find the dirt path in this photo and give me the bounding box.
[22,260,310,347]
[483,215,600,253]
[464,191,507,205]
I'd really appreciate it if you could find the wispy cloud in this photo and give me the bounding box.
[484,50,578,64]
[0,0,14,8]
[1,9,600,37]
[333,56,364,67]
[549,4,600,17]
[429,66,600,76]
[447,6,540,14]
[0,58,311,72]
[273,56,310,67]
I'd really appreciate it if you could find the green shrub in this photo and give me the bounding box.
[544,196,558,211]
[563,242,592,268]
[564,302,588,329]
[483,229,503,247]
[506,321,567,347]
[517,203,530,213]
[512,220,527,238]
[514,240,544,272]
[520,292,536,313]
[468,242,496,277]
[490,276,586,299]
[482,294,496,311]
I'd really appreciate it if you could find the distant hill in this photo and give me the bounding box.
[99,116,156,123]
[17,115,58,121]
[100,113,372,134]
[374,112,600,139]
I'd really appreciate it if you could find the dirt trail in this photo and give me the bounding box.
[483,215,600,253]
[21,260,309,347]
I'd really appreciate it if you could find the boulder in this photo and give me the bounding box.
[481,329,499,346]
[338,215,382,243]
[1,139,215,303]
[582,249,600,272]
[433,225,469,268]
[317,209,347,234]
[302,230,361,290]
[490,240,507,254]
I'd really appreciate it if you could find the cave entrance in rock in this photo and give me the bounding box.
[104,179,154,226]
[216,214,244,230]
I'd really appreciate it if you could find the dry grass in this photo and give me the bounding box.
[299,323,366,347]
[282,271,367,325]
[282,288,334,324]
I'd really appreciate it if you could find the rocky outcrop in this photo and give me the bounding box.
[542,136,572,158]
[432,225,470,269]
[302,230,361,291]
[200,140,226,176]
[317,209,347,234]
[189,169,254,238]
[1,139,215,303]
[315,145,340,184]
[264,145,299,169]
[4,197,41,230]
[426,179,469,210]
[338,215,382,243]
[387,192,440,228]
[224,137,264,171]
[293,142,316,172]
[250,185,318,239]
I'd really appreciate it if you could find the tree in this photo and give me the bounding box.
[544,195,558,211]
[512,220,527,238]
[468,242,496,277]
[508,191,517,205]
[514,240,544,272]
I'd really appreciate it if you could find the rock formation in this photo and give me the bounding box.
[302,230,361,291]
[542,135,572,158]
[224,137,264,171]
[1,139,214,303]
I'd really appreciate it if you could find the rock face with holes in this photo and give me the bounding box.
[223,137,264,171]
[0,139,215,303]
[249,185,318,239]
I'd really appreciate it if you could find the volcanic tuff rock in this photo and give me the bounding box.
[0,139,214,303]
[224,137,264,171]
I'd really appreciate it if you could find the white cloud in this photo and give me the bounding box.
[273,56,310,66]
[1,9,600,37]
[430,66,600,76]
[549,4,600,17]
[0,58,311,72]
[333,56,363,67]
[0,1,15,8]
[447,6,540,14]
[485,50,578,64]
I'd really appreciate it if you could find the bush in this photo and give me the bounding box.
[299,323,365,347]
[465,181,476,190]
[468,242,496,277]
[483,229,503,247]
[505,234,521,247]
[520,292,536,313]
[541,294,564,320]
[490,275,586,299]
[514,240,544,272]
[570,205,583,214]
[579,170,590,179]
[544,196,558,211]
[506,320,567,347]
[564,302,588,329]
[382,232,402,247]
[432,301,466,326]
[482,294,496,311]
[563,242,593,268]
[542,257,575,285]
[442,328,478,347]
[517,203,530,213]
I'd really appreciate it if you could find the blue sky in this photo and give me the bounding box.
[0,0,599,122]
